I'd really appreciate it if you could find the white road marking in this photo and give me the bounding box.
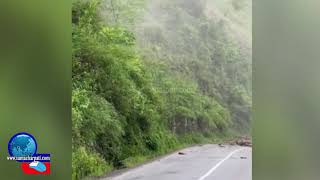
[197,148,244,180]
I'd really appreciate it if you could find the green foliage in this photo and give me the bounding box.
[100,0,147,26]
[122,155,147,168]
[148,63,231,134]
[72,147,112,180]
[131,0,252,131]
[72,0,251,179]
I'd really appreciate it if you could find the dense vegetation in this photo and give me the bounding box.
[72,0,251,179]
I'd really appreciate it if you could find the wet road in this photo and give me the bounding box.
[103,144,252,180]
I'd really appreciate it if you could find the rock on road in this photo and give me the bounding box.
[102,144,252,180]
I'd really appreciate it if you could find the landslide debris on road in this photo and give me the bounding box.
[228,136,252,147]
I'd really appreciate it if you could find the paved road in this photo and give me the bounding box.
[103,144,252,180]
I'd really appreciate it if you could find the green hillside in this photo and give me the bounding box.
[72,0,251,179]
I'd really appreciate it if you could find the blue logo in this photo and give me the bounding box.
[8,132,38,158]
[7,132,51,174]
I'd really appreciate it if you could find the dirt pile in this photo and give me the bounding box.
[229,136,252,147]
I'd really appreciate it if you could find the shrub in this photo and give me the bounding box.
[72,147,112,180]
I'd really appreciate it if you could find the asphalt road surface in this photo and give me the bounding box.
[103,144,252,180]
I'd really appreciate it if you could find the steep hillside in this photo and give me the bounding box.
[132,0,252,131]
[72,0,251,179]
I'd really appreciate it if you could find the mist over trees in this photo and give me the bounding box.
[72,0,251,179]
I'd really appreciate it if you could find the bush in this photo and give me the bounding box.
[72,147,112,180]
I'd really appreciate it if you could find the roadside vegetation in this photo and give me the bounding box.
[72,0,251,179]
